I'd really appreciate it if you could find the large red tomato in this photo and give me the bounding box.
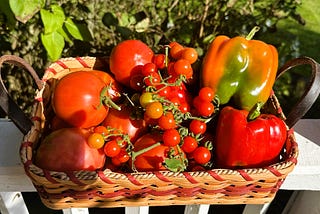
[52,71,109,128]
[102,104,147,142]
[34,128,106,171]
[109,40,154,86]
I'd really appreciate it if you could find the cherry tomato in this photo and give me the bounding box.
[141,62,157,76]
[130,73,144,91]
[112,149,130,165]
[52,71,109,128]
[173,59,193,79]
[192,146,211,165]
[109,40,154,85]
[169,42,184,59]
[139,92,155,108]
[156,84,171,97]
[180,47,198,64]
[179,102,190,113]
[181,136,198,153]
[163,129,181,147]
[88,133,105,149]
[193,96,215,117]
[93,126,109,136]
[198,86,214,102]
[158,111,176,130]
[145,101,163,119]
[104,140,121,157]
[189,119,207,135]
[152,54,166,69]
[144,72,161,86]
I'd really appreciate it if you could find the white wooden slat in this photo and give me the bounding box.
[281,120,320,190]
[0,192,29,214]
[0,119,35,192]
[125,206,149,214]
[282,190,320,214]
[184,204,210,214]
[62,208,89,214]
[242,203,270,214]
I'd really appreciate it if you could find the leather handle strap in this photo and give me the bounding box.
[0,55,42,135]
[276,56,320,128]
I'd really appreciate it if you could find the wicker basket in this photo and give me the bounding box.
[1,55,320,210]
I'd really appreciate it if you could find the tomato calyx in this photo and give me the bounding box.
[99,86,122,111]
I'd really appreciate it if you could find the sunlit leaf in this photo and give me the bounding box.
[9,0,45,23]
[40,5,65,34]
[41,31,65,61]
[64,17,84,40]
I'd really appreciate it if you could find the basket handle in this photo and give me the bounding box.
[276,56,320,128]
[0,55,43,135]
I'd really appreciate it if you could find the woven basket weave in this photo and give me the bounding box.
[15,56,302,209]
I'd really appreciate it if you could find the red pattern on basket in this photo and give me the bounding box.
[238,170,254,181]
[65,172,86,186]
[154,171,172,182]
[207,170,225,181]
[55,60,69,69]
[125,173,144,186]
[46,67,57,75]
[75,57,90,68]
[35,180,284,200]
[183,172,199,184]
[43,170,59,184]
[97,171,115,184]
[265,166,283,177]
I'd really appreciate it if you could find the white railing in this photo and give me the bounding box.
[1,118,320,214]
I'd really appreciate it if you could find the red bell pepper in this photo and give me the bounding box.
[214,106,287,168]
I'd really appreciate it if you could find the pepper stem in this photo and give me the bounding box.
[247,102,263,121]
[246,26,260,40]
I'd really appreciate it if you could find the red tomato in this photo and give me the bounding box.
[102,104,147,142]
[34,128,106,171]
[192,146,212,165]
[132,133,176,171]
[52,71,109,128]
[90,70,122,101]
[109,40,154,86]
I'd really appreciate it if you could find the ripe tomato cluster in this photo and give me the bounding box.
[40,40,219,173]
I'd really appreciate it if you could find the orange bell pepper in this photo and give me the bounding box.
[201,27,278,111]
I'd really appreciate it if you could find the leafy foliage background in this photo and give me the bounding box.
[1,0,314,118]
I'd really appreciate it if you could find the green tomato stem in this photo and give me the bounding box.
[131,142,161,172]
[100,86,121,111]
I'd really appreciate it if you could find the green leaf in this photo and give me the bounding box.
[9,0,45,23]
[164,158,187,172]
[40,5,65,34]
[64,17,84,40]
[41,32,65,61]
